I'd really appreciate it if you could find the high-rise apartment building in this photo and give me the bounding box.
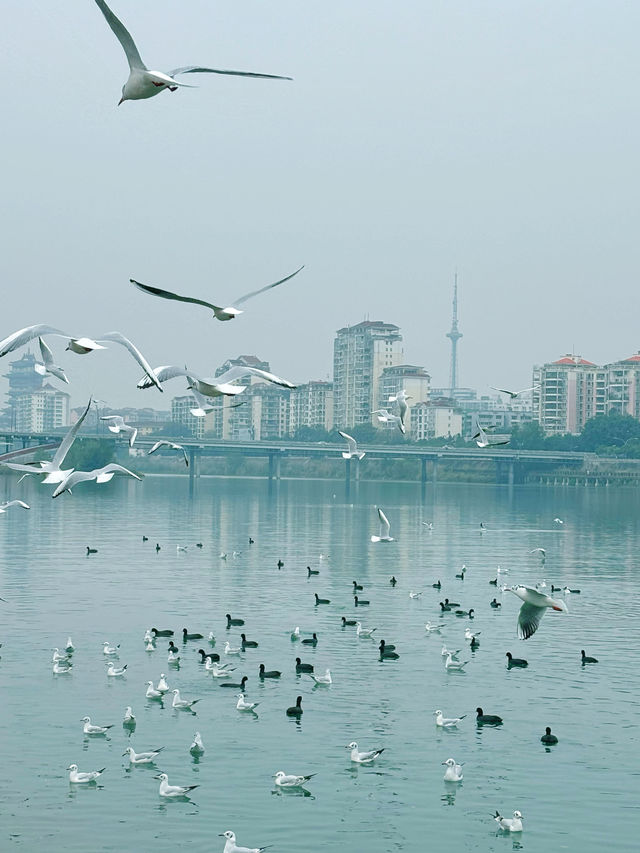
[378,365,430,434]
[603,353,640,419]
[289,381,333,434]
[333,321,403,429]
[2,352,70,430]
[533,355,606,435]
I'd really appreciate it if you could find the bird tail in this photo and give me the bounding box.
[98,768,106,774]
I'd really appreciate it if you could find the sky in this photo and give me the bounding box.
[1,1,638,410]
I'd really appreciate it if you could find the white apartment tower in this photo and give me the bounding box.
[333,321,403,429]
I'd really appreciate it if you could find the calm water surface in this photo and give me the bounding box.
[0,476,638,852]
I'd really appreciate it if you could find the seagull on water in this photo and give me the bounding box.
[81,716,113,735]
[310,668,332,685]
[444,652,468,671]
[0,500,30,514]
[52,648,71,664]
[236,693,259,712]
[156,674,170,693]
[218,830,272,853]
[100,416,137,448]
[53,661,72,674]
[371,507,394,542]
[123,746,164,764]
[409,591,423,599]
[338,430,365,460]
[190,732,205,756]
[346,742,385,763]
[123,707,136,726]
[67,764,105,783]
[102,642,120,656]
[434,710,466,728]
[506,585,568,639]
[34,337,68,384]
[274,771,316,788]
[224,641,242,656]
[172,689,200,710]
[145,681,163,700]
[442,757,464,782]
[154,772,199,798]
[425,622,445,634]
[464,628,481,642]
[147,440,189,467]
[493,810,523,832]
[106,662,127,677]
[132,266,303,321]
[356,622,376,638]
[52,463,141,498]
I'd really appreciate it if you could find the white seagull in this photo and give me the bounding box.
[100,416,137,448]
[409,591,423,599]
[506,584,568,639]
[106,662,127,677]
[132,266,303,321]
[355,622,376,639]
[123,707,136,725]
[34,337,68,384]
[236,693,259,712]
[0,324,103,359]
[371,408,404,433]
[2,397,92,484]
[102,642,120,656]
[464,628,481,642]
[371,507,394,542]
[338,430,365,461]
[474,426,509,448]
[424,622,446,634]
[388,388,412,432]
[67,764,105,784]
[274,771,316,788]
[442,757,464,782]
[81,716,113,736]
[52,648,71,664]
[346,742,385,763]
[157,674,169,693]
[190,732,205,756]
[94,0,292,105]
[224,641,242,656]
[434,710,466,728]
[493,810,523,832]
[148,440,189,467]
[310,668,332,685]
[52,463,141,498]
[171,689,200,710]
[491,385,540,399]
[154,772,198,798]
[444,652,468,671]
[123,746,164,765]
[218,830,271,853]
[145,681,163,700]
[0,500,30,514]
[137,364,296,398]
[53,661,72,674]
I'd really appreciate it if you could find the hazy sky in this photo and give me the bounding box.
[1,1,638,409]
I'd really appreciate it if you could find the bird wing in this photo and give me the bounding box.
[52,397,93,468]
[214,365,296,389]
[38,336,55,367]
[93,0,146,70]
[2,462,43,474]
[97,332,162,391]
[137,365,197,390]
[490,386,513,396]
[232,265,304,307]
[181,447,189,467]
[128,427,138,448]
[338,430,358,453]
[100,415,124,426]
[96,463,141,480]
[52,470,95,497]
[0,324,70,358]
[131,279,223,313]
[377,508,391,536]
[515,385,539,396]
[168,66,293,82]
[148,441,167,455]
[517,601,545,640]
[1,500,30,510]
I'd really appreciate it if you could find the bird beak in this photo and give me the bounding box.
[153,774,162,779]
[441,762,448,765]
[118,97,124,106]
[121,752,127,757]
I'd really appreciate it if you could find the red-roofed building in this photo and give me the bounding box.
[533,355,606,435]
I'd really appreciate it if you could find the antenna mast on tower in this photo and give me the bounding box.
[446,274,462,397]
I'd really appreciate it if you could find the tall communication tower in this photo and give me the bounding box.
[446,275,462,397]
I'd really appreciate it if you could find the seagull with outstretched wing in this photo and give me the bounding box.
[490,385,540,399]
[52,463,141,498]
[137,364,295,398]
[100,416,138,448]
[34,337,69,384]
[93,0,292,106]
[131,266,304,322]
[148,441,189,467]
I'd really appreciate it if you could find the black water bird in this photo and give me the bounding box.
[249,537,255,544]
[541,727,558,745]
[219,675,248,689]
[581,650,598,664]
[142,535,148,542]
[389,576,397,586]
[354,596,369,606]
[226,614,244,627]
[259,664,281,679]
[476,707,503,725]
[432,580,441,589]
[86,546,98,555]
[155,543,161,552]
[241,634,258,648]
[353,581,363,591]
[506,652,528,668]
[341,617,357,626]
[197,649,219,662]
[152,628,173,637]
[301,633,318,646]
[295,658,313,673]
[277,559,284,570]
[286,696,303,716]
[490,598,501,608]
[314,594,330,605]
[307,566,319,576]
[444,599,460,607]
[455,609,474,618]
[183,628,204,641]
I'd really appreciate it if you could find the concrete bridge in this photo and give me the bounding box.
[0,430,592,488]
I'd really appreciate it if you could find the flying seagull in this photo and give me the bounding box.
[506,584,568,639]
[52,463,141,498]
[371,508,394,543]
[148,440,189,467]
[0,500,30,514]
[388,389,412,432]
[490,385,540,399]
[34,337,69,384]
[338,430,365,461]
[93,0,292,106]
[2,397,93,484]
[100,416,138,448]
[188,387,246,418]
[474,426,509,448]
[137,365,295,398]
[131,266,304,322]
[371,408,405,434]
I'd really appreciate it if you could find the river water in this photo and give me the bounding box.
[0,475,638,852]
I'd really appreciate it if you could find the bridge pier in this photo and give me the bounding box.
[268,453,282,481]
